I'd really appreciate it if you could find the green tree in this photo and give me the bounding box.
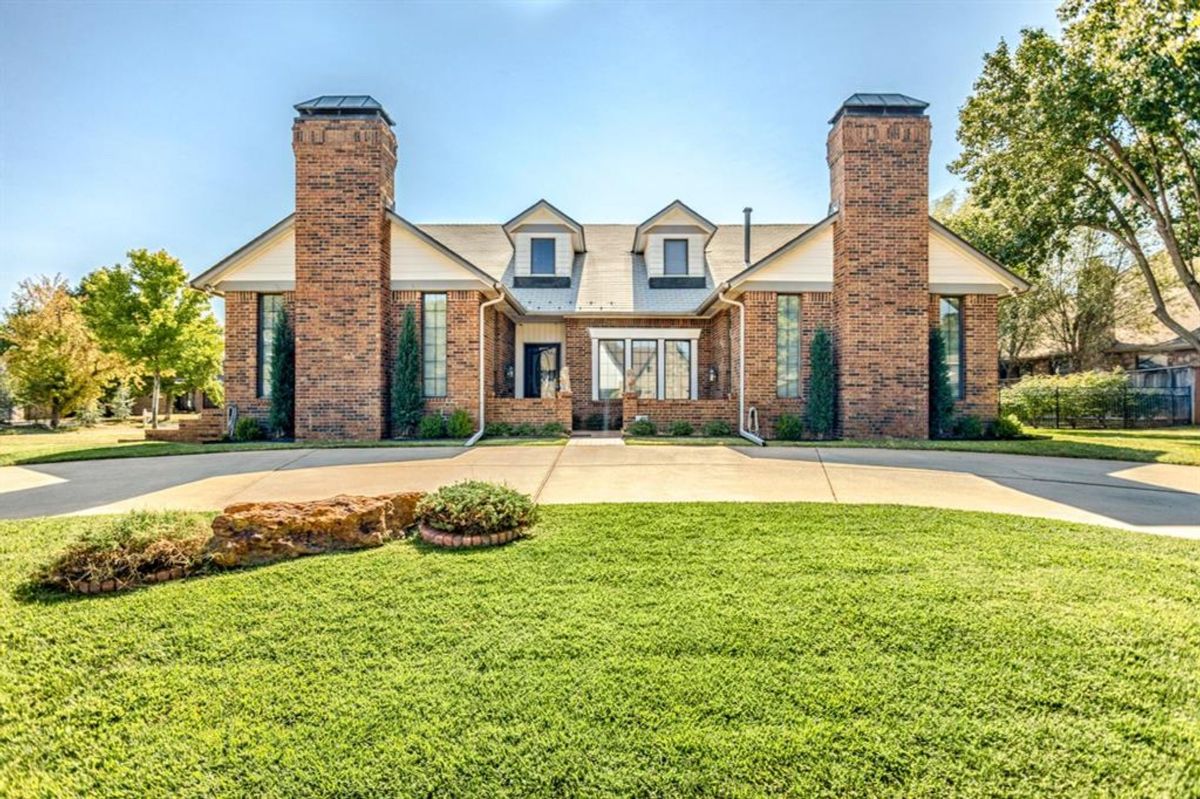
[1,276,124,428]
[267,307,295,437]
[804,327,836,438]
[391,307,423,437]
[81,249,221,429]
[952,0,1200,357]
[929,329,955,439]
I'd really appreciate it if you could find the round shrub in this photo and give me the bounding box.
[775,414,803,441]
[232,417,264,442]
[484,421,512,438]
[953,414,985,440]
[512,422,537,437]
[702,419,732,437]
[417,480,537,536]
[418,413,446,439]
[584,413,606,431]
[991,413,1023,440]
[627,418,656,436]
[668,420,694,437]
[446,408,473,438]
[539,421,567,437]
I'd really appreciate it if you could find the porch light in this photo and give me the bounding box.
[505,364,515,381]
[708,365,718,384]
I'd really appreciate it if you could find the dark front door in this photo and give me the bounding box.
[524,343,561,398]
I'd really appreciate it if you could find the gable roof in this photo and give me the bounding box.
[632,200,718,253]
[192,210,1026,318]
[502,199,586,251]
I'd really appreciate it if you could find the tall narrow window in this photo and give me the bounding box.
[597,340,625,399]
[630,340,657,398]
[423,293,447,398]
[776,295,801,398]
[531,238,556,275]
[257,294,283,398]
[664,340,691,399]
[663,239,688,276]
[939,297,964,399]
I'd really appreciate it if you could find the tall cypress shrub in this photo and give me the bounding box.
[391,306,423,437]
[805,327,836,438]
[928,328,955,438]
[267,307,295,438]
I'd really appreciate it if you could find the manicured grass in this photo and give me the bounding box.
[2,503,1198,796]
[766,426,1200,466]
[476,436,567,447]
[0,423,467,466]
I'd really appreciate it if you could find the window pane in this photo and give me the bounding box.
[939,297,963,400]
[664,340,691,399]
[664,239,688,276]
[531,238,556,275]
[258,294,283,398]
[776,295,801,398]
[423,293,447,398]
[597,340,625,399]
[630,340,657,398]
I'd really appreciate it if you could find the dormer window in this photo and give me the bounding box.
[664,239,688,276]
[504,200,583,289]
[634,201,714,289]
[531,238,556,275]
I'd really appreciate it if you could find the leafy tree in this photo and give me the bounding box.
[804,327,836,438]
[0,362,15,423]
[81,249,221,429]
[952,0,1200,357]
[107,381,134,421]
[267,307,295,437]
[1,276,124,428]
[391,307,423,437]
[929,329,956,439]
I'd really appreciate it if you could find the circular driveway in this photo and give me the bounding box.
[1,442,1197,537]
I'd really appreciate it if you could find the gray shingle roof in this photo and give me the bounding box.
[416,222,809,315]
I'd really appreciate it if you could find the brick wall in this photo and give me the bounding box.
[828,113,931,438]
[293,114,396,440]
[621,396,737,431]
[224,291,295,424]
[731,291,834,438]
[930,293,999,420]
[486,395,572,429]
[388,290,484,427]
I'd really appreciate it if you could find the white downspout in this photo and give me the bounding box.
[716,284,765,446]
[466,287,506,447]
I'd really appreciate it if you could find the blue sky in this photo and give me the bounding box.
[0,0,1059,317]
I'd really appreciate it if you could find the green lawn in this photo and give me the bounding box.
[629,426,1200,466]
[2,504,1198,796]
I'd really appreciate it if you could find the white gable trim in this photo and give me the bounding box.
[633,200,717,253]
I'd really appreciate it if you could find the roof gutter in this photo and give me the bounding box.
[715,283,765,446]
[466,285,507,447]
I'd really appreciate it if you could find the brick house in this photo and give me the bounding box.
[191,93,1028,442]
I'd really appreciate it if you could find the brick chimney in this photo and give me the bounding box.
[292,96,397,440]
[827,93,931,438]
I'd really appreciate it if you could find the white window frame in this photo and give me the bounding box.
[586,327,700,401]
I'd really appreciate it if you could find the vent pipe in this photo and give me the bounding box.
[742,207,753,266]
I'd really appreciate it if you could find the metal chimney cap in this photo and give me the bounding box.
[830,93,928,124]
[294,95,394,126]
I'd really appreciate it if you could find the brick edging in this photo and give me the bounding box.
[418,522,522,549]
[69,566,188,594]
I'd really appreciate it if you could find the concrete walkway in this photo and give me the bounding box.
[0,443,1197,537]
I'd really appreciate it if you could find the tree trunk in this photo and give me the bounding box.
[50,403,60,430]
[150,373,161,430]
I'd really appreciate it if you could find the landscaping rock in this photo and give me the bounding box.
[206,492,422,567]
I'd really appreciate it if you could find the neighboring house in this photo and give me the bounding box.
[191,93,1027,442]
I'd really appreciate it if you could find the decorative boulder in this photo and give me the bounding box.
[206,492,422,567]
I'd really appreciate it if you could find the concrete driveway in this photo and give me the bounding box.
[0,442,1197,537]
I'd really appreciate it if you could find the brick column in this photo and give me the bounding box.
[828,107,931,438]
[293,111,396,440]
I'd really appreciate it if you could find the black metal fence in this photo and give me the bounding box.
[1000,385,1193,429]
